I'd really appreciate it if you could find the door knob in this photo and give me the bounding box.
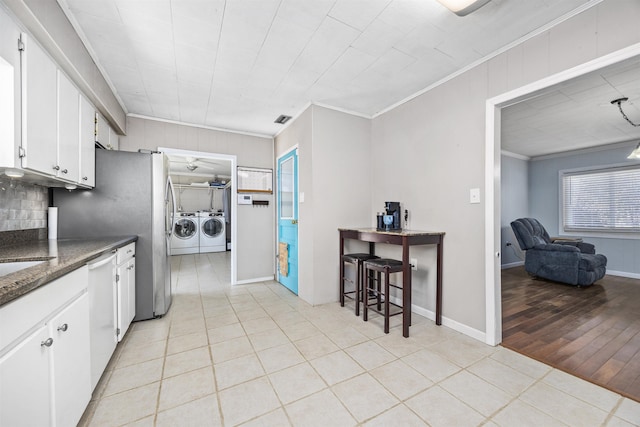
[292,219,298,224]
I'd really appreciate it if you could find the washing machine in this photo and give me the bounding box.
[170,212,199,255]
[199,212,226,253]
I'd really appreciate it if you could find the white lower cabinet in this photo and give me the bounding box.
[51,293,91,427]
[116,242,136,342]
[0,267,90,427]
[0,324,52,427]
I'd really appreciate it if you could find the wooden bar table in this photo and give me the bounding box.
[339,228,445,337]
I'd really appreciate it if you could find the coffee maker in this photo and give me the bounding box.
[376,201,402,231]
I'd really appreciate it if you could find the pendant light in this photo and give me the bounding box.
[628,142,640,160]
[609,98,640,159]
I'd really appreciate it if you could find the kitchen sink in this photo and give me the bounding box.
[0,260,45,276]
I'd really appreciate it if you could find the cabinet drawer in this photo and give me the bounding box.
[116,242,135,264]
[0,265,88,352]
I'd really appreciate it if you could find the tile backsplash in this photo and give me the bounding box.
[0,180,49,232]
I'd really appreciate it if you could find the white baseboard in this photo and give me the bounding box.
[234,275,274,285]
[390,296,487,344]
[606,270,640,280]
[501,261,524,269]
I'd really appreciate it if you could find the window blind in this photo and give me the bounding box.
[562,165,640,231]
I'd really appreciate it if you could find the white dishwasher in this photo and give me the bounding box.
[87,250,117,390]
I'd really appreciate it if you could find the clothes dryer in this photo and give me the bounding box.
[199,212,226,253]
[170,212,199,255]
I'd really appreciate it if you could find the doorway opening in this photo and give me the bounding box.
[159,147,238,285]
[485,43,640,347]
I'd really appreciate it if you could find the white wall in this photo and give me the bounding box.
[372,66,489,331]
[121,116,275,282]
[275,105,372,305]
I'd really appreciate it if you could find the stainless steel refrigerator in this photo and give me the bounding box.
[53,149,176,321]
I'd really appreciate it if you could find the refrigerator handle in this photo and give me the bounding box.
[166,175,177,237]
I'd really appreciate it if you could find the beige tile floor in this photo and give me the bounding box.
[79,253,640,427]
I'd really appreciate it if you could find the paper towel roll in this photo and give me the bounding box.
[48,239,58,257]
[48,207,58,240]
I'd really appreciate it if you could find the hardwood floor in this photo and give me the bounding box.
[501,266,640,403]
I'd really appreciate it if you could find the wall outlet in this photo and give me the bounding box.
[410,258,417,271]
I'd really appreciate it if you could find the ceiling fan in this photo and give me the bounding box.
[183,157,220,172]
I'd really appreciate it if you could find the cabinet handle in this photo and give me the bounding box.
[57,323,68,332]
[53,165,60,171]
[82,176,88,181]
[41,338,54,347]
[61,169,68,174]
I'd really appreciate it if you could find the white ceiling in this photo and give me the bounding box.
[502,55,640,158]
[167,154,231,184]
[58,0,602,139]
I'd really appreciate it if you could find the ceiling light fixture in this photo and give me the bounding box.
[4,168,24,178]
[611,97,640,127]
[436,0,491,16]
[274,115,292,125]
[627,141,640,160]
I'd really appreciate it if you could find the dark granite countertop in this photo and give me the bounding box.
[0,236,137,307]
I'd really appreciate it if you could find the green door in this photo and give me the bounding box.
[277,149,298,294]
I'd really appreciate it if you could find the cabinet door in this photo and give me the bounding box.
[57,70,80,182]
[21,35,57,175]
[127,258,136,327]
[116,259,135,342]
[51,293,91,427]
[0,325,52,427]
[79,96,95,187]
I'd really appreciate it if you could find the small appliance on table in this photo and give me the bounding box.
[376,201,403,231]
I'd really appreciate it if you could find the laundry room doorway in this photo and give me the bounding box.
[160,147,237,285]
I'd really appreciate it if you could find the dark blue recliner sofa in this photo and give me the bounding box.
[510,218,607,287]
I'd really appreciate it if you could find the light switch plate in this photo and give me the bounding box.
[470,188,480,204]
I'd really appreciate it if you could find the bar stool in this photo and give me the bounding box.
[340,253,379,316]
[363,258,404,333]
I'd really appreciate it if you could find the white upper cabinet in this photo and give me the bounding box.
[57,70,80,183]
[20,33,57,176]
[79,95,95,187]
[17,33,96,188]
[96,113,118,150]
